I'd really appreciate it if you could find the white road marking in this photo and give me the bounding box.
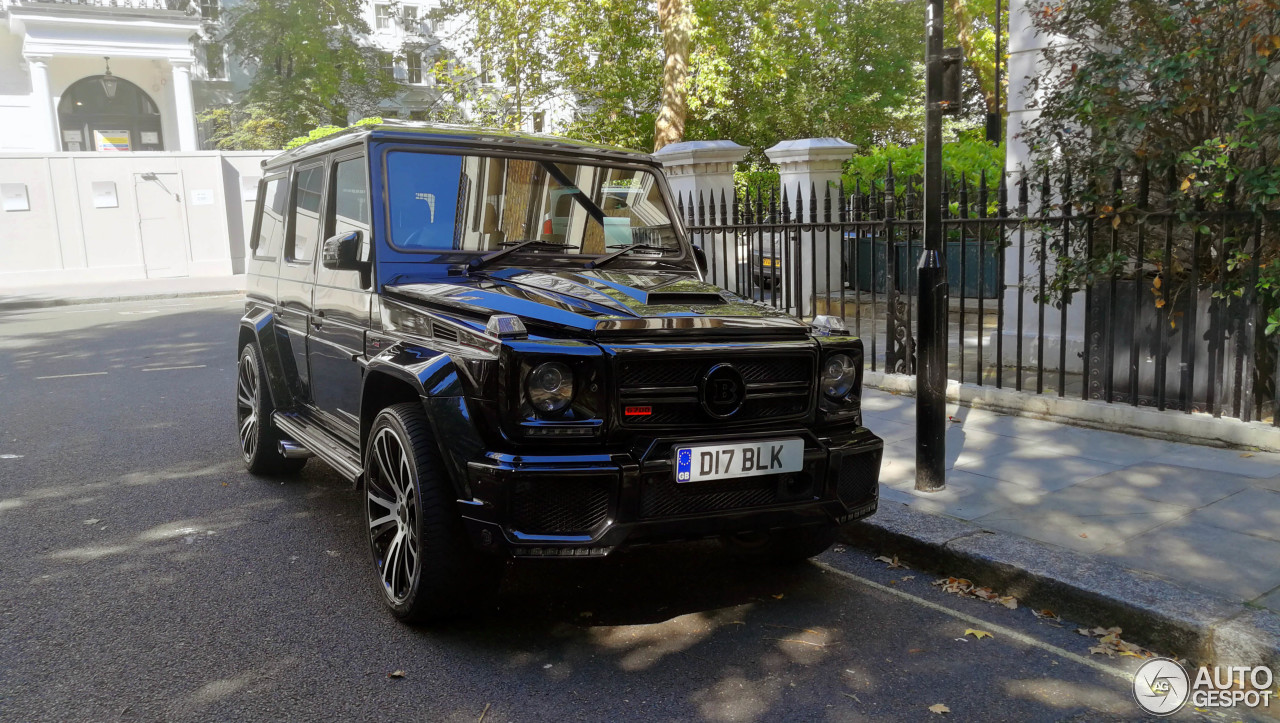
[35,371,108,380]
[141,365,207,372]
[812,559,1134,683]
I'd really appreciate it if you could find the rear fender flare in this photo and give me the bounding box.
[238,309,291,410]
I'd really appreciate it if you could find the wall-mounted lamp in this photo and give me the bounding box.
[101,57,118,100]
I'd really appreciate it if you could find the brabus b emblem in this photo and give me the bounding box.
[700,364,745,419]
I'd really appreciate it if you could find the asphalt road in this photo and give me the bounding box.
[0,296,1241,722]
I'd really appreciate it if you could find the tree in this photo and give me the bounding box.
[946,0,1002,119]
[654,0,692,150]
[1022,0,1280,331]
[203,0,401,149]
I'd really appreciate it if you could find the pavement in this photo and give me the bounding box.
[0,274,246,311]
[853,388,1280,667]
[0,296,1194,722]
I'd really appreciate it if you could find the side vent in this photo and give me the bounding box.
[432,323,459,343]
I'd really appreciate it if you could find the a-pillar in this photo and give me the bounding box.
[24,54,59,151]
[170,59,199,151]
[653,140,749,290]
[764,138,855,317]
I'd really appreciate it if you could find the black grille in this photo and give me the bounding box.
[617,354,814,429]
[837,450,882,507]
[510,477,610,535]
[641,476,781,519]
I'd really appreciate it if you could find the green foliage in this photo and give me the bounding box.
[204,0,402,149]
[1022,0,1280,332]
[282,117,384,151]
[433,0,939,156]
[843,139,1004,192]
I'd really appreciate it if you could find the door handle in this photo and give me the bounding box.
[310,315,324,329]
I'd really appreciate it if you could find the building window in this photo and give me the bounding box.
[379,52,397,82]
[409,110,428,121]
[403,5,429,34]
[203,42,227,80]
[533,111,545,133]
[406,51,423,84]
[199,0,219,21]
[374,3,394,31]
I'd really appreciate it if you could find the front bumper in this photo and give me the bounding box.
[458,426,883,557]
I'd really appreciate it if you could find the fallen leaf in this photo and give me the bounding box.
[1034,609,1062,621]
[1241,452,1255,458]
[478,702,491,723]
[83,519,101,525]
[964,628,993,640]
[772,593,785,600]
[388,670,406,678]
[909,648,924,654]
[1079,533,1088,538]
[928,703,951,714]
[1089,645,1115,657]
[999,596,1018,610]
[875,555,909,569]
[901,575,915,581]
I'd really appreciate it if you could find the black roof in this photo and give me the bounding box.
[262,121,655,169]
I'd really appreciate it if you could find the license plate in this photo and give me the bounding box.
[762,258,775,267]
[675,439,804,483]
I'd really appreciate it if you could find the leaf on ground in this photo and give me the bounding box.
[928,703,951,714]
[388,670,406,678]
[83,519,101,525]
[1089,645,1115,657]
[772,593,785,600]
[875,555,909,569]
[999,596,1018,610]
[1241,452,1255,458]
[964,628,993,640]
[1033,609,1062,622]
[900,575,915,581]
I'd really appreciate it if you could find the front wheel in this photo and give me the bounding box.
[722,525,840,565]
[364,403,502,622]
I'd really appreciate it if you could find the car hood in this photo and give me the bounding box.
[384,268,810,339]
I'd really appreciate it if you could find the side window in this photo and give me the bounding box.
[253,176,288,259]
[317,156,371,290]
[331,157,370,234]
[288,164,325,263]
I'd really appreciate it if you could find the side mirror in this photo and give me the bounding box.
[321,230,366,271]
[692,245,708,275]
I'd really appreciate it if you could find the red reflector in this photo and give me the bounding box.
[542,219,553,235]
[625,406,652,416]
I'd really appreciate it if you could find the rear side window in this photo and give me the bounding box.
[254,176,288,259]
[289,165,325,263]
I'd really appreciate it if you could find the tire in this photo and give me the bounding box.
[236,343,306,476]
[363,402,502,623]
[722,525,840,565]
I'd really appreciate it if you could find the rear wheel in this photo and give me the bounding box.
[236,343,305,476]
[364,403,502,622]
[723,525,839,565]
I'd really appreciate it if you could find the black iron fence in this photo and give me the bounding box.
[680,168,1280,426]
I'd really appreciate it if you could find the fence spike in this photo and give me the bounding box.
[676,192,685,220]
[782,185,791,223]
[1018,171,1029,215]
[810,181,818,224]
[769,186,777,224]
[824,182,832,223]
[697,190,705,226]
[720,188,728,226]
[838,179,847,223]
[732,187,740,224]
[978,169,988,213]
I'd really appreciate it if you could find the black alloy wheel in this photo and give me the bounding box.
[363,403,502,622]
[236,343,305,475]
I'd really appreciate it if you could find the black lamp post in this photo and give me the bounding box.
[916,0,959,492]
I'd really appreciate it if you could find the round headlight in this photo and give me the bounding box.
[821,353,857,400]
[527,361,574,414]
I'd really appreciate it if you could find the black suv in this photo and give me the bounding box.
[236,122,883,621]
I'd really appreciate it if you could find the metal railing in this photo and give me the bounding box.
[681,168,1280,426]
[6,0,185,10]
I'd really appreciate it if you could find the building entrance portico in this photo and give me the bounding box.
[2,0,200,152]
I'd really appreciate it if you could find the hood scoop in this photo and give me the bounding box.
[641,291,726,305]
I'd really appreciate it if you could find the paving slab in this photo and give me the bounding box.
[972,485,1191,553]
[882,469,1048,520]
[1257,586,1280,614]
[1100,518,1280,601]
[953,448,1122,494]
[1073,464,1253,508]
[1154,444,1280,479]
[1002,425,1179,466]
[1185,487,1280,543]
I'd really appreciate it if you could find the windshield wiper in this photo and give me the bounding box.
[468,240,579,271]
[586,243,672,270]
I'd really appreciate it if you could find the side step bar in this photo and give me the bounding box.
[273,412,362,482]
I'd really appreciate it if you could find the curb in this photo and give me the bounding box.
[0,288,245,312]
[841,500,1280,669]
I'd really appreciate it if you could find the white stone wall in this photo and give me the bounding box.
[0,150,273,288]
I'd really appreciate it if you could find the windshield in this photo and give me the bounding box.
[385,151,681,259]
